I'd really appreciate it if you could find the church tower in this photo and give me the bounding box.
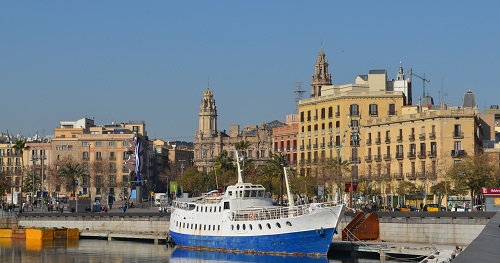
[311,50,332,97]
[198,89,217,137]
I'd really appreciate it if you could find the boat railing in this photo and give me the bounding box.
[231,201,339,221]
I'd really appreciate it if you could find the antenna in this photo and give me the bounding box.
[294,82,305,113]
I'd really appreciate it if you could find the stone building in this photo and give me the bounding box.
[193,89,284,172]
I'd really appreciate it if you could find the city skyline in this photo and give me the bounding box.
[2,1,499,141]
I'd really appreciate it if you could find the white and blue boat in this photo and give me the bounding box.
[169,151,345,256]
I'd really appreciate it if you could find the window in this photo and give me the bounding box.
[321,108,325,119]
[96,152,102,160]
[369,104,378,116]
[349,104,359,116]
[260,150,265,158]
[109,141,116,147]
[388,104,396,115]
[133,126,139,132]
[123,141,131,147]
[82,141,90,147]
[454,141,462,151]
[96,141,102,147]
[328,107,333,118]
[248,150,253,158]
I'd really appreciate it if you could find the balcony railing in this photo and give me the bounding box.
[385,137,391,144]
[395,152,404,160]
[349,157,361,164]
[375,138,381,144]
[416,172,426,179]
[429,132,436,139]
[312,144,318,149]
[383,154,391,161]
[409,134,415,141]
[335,112,340,117]
[365,155,372,162]
[388,110,397,116]
[418,151,426,159]
[407,152,416,159]
[320,143,325,149]
[109,156,116,161]
[451,149,466,158]
[428,150,437,158]
[406,172,416,180]
[427,172,437,179]
[366,138,372,145]
[419,133,426,140]
[453,132,464,139]
[393,173,404,180]
[397,136,403,142]
[374,155,382,161]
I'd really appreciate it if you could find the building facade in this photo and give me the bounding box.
[193,89,284,171]
[272,114,299,170]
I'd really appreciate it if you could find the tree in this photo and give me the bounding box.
[323,157,350,201]
[58,161,88,198]
[12,138,30,200]
[259,153,288,205]
[447,154,499,206]
[0,170,10,199]
[430,181,453,206]
[214,150,235,174]
[396,181,418,205]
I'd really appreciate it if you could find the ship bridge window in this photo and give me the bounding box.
[250,191,257,197]
[224,202,230,210]
[244,190,250,197]
[228,191,233,196]
[257,191,264,197]
[189,204,195,210]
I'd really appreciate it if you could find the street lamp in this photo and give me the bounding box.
[31,149,38,209]
[348,114,361,209]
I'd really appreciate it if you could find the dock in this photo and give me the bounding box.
[80,231,167,244]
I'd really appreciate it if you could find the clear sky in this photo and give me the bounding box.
[1,1,499,142]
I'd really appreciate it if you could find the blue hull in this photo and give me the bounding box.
[170,228,336,255]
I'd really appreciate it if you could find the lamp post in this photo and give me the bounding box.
[348,114,361,209]
[31,149,38,209]
[40,130,45,213]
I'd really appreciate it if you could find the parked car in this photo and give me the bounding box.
[423,204,447,212]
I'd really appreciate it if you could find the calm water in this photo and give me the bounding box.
[0,239,384,263]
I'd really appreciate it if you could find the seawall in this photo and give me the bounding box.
[7,211,496,246]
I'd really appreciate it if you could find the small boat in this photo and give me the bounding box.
[169,151,345,256]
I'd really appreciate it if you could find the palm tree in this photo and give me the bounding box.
[214,150,235,173]
[58,162,88,198]
[260,153,286,205]
[12,138,30,202]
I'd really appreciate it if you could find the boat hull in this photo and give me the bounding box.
[170,227,336,256]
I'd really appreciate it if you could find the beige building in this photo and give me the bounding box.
[298,51,483,205]
[194,89,284,171]
[50,118,150,201]
[272,114,299,170]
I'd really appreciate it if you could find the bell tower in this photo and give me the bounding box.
[198,89,217,137]
[311,50,332,97]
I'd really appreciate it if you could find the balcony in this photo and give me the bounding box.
[327,142,333,148]
[109,156,116,161]
[306,145,311,150]
[388,110,397,116]
[406,172,416,180]
[373,174,382,181]
[82,156,89,160]
[385,137,391,144]
[429,132,436,140]
[451,149,466,158]
[375,138,381,145]
[349,157,361,164]
[335,112,340,117]
[407,151,416,159]
[366,138,372,145]
[409,134,415,141]
[453,132,464,139]
[395,152,404,160]
[299,146,305,150]
[383,154,391,161]
[419,133,426,140]
[365,155,372,162]
[416,172,426,179]
[418,151,426,159]
[427,172,437,179]
[428,150,437,158]
[109,168,117,173]
[320,143,325,149]
[397,136,403,142]
[312,144,318,149]
[393,173,404,180]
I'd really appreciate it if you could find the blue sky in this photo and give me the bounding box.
[1,1,499,142]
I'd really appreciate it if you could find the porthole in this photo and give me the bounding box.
[249,224,253,230]
[213,225,215,230]
[243,224,246,230]
[231,225,234,231]
[286,221,292,227]
[258,224,262,230]
[208,225,211,231]
[266,223,271,229]
[237,224,240,230]
[276,222,281,228]
[218,225,220,231]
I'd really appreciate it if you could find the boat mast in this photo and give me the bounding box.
[235,150,244,184]
[281,154,295,208]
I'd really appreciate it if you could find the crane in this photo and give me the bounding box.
[408,68,430,99]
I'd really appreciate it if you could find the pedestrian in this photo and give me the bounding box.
[419,202,423,211]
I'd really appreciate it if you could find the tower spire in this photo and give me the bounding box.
[311,50,332,97]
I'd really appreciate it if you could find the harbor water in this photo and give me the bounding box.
[0,239,389,263]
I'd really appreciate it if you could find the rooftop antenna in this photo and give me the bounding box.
[294,82,305,113]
